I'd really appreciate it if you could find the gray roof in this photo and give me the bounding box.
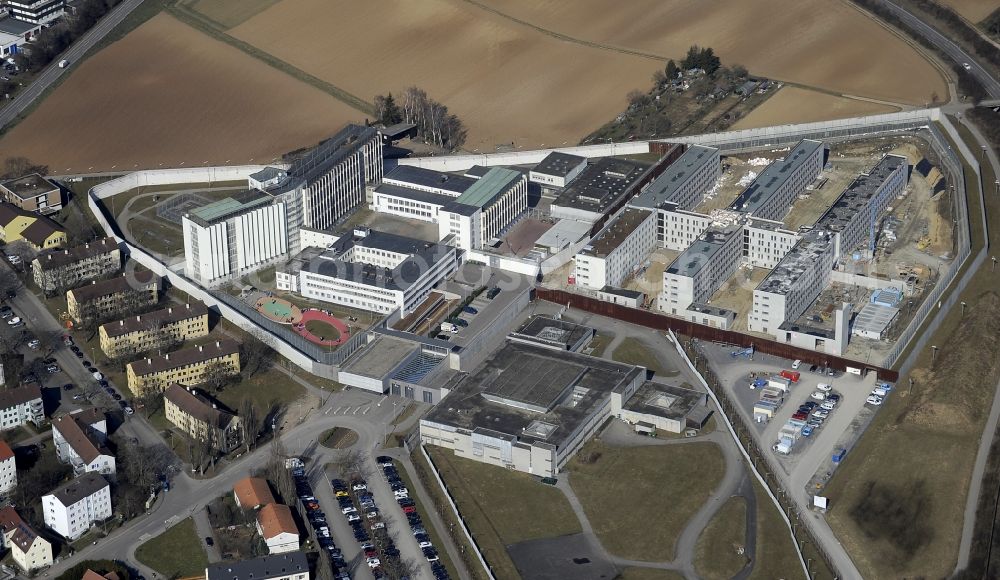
[464,165,492,178]
[852,303,899,336]
[814,154,906,235]
[383,165,475,195]
[600,286,643,299]
[0,17,35,35]
[248,167,284,182]
[578,208,652,258]
[0,174,58,201]
[510,315,594,350]
[206,553,309,580]
[729,139,824,216]
[288,125,377,185]
[621,381,707,422]
[46,472,108,507]
[757,229,833,295]
[666,221,742,278]
[631,145,719,210]
[533,152,587,178]
[552,158,650,214]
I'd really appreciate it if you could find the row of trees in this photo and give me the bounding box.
[373,87,467,150]
[12,0,124,74]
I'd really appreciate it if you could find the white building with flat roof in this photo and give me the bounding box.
[573,208,655,290]
[729,139,825,221]
[631,145,720,212]
[660,219,743,328]
[529,152,587,191]
[277,229,459,315]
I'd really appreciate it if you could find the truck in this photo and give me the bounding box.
[779,369,801,383]
[58,59,69,68]
[753,400,778,420]
[440,321,458,333]
[774,436,794,455]
[768,375,792,391]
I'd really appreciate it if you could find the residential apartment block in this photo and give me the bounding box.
[0,174,61,214]
[277,229,459,315]
[42,472,111,541]
[573,208,655,290]
[0,202,65,250]
[660,219,744,328]
[256,503,299,554]
[206,553,309,580]
[163,384,242,453]
[631,145,720,212]
[0,384,43,430]
[32,236,121,294]
[99,302,209,358]
[52,409,114,477]
[0,441,15,493]
[66,272,159,325]
[234,477,274,510]
[0,507,52,572]
[4,0,66,24]
[125,339,241,395]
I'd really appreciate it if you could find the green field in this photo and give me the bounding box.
[694,496,748,579]
[135,517,208,577]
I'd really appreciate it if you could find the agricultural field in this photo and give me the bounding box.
[941,0,999,21]
[0,13,363,172]
[732,87,900,130]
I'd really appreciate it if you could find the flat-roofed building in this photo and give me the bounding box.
[277,229,458,315]
[182,190,288,286]
[66,272,159,325]
[0,384,43,430]
[0,507,52,572]
[5,0,65,24]
[659,219,743,328]
[163,384,242,453]
[508,316,595,352]
[611,380,711,434]
[573,207,655,290]
[743,218,800,269]
[529,152,587,192]
[550,158,650,223]
[631,145,720,212]
[729,139,825,221]
[206,553,309,580]
[99,302,209,358]
[126,339,240,395]
[0,174,61,214]
[32,237,121,294]
[439,167,527,250]
[42,472,111,541]
[421,341,645,476]
[0,17,42,57]
[382,165,475,197]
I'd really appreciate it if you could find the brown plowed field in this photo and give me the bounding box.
[941,0,998,22]
[0,13,363,172]
[230,0,945,150]
[732,87,900,130]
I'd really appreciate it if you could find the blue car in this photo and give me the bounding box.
[463,306,478,315]
[801,425,814,437]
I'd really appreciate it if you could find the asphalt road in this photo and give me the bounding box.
[874,0,1000,99]
[0,0,146,131]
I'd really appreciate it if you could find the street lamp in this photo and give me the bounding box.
[931,345,938,362]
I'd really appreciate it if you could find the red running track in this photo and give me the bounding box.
[293,309,350,347]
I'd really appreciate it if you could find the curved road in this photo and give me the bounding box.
[0,0,146,130]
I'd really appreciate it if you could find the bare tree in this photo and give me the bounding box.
[239,397,260,453]
[240,330,273,379]
[1,157,48,180]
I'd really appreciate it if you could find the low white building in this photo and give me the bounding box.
[277,228,459,315]
[182,190,288,286]
[42,472,111,541]
[659,220,743,328]
[610,381,711,434]
[0,384,43,430]
[206,553,309,580]
[52,410,115,477]
[529,152,587,192]
[0,441,15,494]
[573,207,655,290]
[0,506,52,572]
[256,503,298,554]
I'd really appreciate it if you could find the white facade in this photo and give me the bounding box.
[437,208,479,252]
[298,228,339,250]
[529,152,587,189]
[42,474,111,541]
[632,145,720,211]
[182,200,288,286]
[744,220,801,269]
[0,388,43,430]
[52,414,115,477]
[0,452,14,494]
[7,0,64,24]
[573,208,655,290]
[660,223,743,316]
[301,131,383,230]
[657,204,712,251]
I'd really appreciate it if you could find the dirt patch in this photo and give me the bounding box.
[732,87,900,130]
[941,0,999,21]
[0,13,363,171]
[319,427,358,450]
[469,0,946,106]
[182,0,280,28]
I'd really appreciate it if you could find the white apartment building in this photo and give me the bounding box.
[182,190,288,286]
[573,208,655,290]
[529,152,587,191]
[743,218,801,269]
[729,139,825,221]
[5,0,65,24]
[52,410,115,477]
[297,125,383,231]
[656,203,714,251]
[277,229,459,315]
[0,441,15,494]
[659,220,743,328]
[0,384,43,430]
[631,145,720,212]
[42,472,111,541]
[206,553,309,580]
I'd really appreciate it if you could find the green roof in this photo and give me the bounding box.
[190,191,271,224]
[454,167,521,209]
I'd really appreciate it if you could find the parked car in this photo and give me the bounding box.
[816,383,832,392]
[46,365,60,373]
[801,425,814,437]
[791,359,801,369]
[463,306,478,315]
[811,409,829,419]
[6,317,20,325]
[205,537,214,546]
[792,412,808,421]
[866,395,884,406]
[810,391,826,401]
[820,401,836,411]
[27,339,40,349]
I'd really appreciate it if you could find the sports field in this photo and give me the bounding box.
[0,13,363,172]
[732,87,900,130]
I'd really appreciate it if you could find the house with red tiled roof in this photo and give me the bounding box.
[233,477,274,510]
[256,503,298,554]
[0,506,52,572]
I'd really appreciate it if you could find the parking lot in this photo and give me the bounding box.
[697,343,884,497]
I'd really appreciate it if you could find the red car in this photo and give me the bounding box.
[402,505,417,514]
[792,412,808,421]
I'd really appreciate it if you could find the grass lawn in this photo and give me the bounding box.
[585,333,613,358]
[319,427,357,449]
[694,496,748,579]
[611,336,666,374]
[215,367,305,413]
[146,407,174,433]
[616,568,685,580]
[823,119,998,579]
[304,319,340,341]
[566,440,724,561]
[747,478,805,580]
[426,446,581,580]
[135,517,207,577]
[391,459,461,580]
